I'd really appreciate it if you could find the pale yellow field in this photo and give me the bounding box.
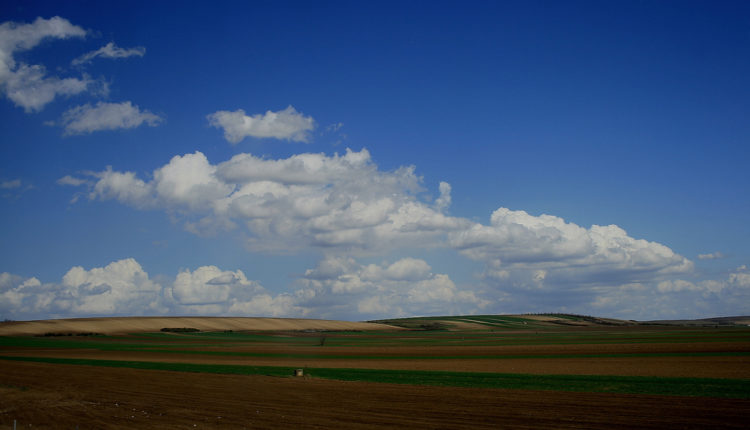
[0,316,400,336]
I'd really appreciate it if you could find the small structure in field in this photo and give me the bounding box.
[294,368,304,377]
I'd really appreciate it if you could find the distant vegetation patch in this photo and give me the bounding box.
[37,332,101,337]
[160,327,200,333]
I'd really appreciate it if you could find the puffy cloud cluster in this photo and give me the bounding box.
[168,265,302,316]
[207,106,316,143]
[1,259,165,318]
[72,42,145,66]
[586,264,750,320]
[65,148,468,252]
[56,148,715,319]
[60,258,164,314]
[0,16,92,112]
[2,255,747,321]
[297,257,487,319]
[0,259,304,320]
[61,101,162,135]
[0,16,159,136]
[451,208,693,287]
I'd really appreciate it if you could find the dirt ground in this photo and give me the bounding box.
[3,340,749,378]
[1,360,749,429]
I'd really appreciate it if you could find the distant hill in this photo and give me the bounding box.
[2,314,748,337]
[371,314,750,330]
[0,316,401,336]
[641,316,750,327]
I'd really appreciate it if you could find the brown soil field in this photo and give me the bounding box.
[2,360,749,430]
[2,317,749,428]
[0,317,398,336]
[3,341,749,378]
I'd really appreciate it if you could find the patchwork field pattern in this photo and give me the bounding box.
[1,315,749,428]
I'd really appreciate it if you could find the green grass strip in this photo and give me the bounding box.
[2,355,748,399]
[142,348,750,360]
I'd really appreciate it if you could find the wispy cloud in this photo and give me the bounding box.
[698,251,725,260]
[60,101,162,135]
[0,179,22,189]
[207,106,316,143]
[72,41,145,66]
[0,16,93,112]
[1,178,32,199]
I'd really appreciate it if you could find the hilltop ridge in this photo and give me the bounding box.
[372,314,750,330]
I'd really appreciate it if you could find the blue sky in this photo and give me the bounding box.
[1,1,749,321]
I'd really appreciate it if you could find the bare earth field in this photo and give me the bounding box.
[2,360,749,430]
[3,341,749,378]
[1,316,749,428]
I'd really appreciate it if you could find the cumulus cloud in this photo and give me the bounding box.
[0,259,302,320]
[297,257,487,319]
[207,106,316,143]
[60,101,162,135]
[0,16,94,112]
[60,258,164,314]
[451,207,692,287]
[72,42,145,66]
[169,265,303,316]
[58,149,716,319]
[3,255,747,321]
[1,259,165,318]
[172,266,262,305]
[434,181,452,211]
[67,148,467,252]
[585,264,750,320]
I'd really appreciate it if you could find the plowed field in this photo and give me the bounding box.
[2,361,749,429]
[2,321,749,428]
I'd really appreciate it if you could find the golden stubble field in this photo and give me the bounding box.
[1,316,749,429]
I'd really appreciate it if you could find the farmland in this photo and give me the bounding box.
[1,314,749,428]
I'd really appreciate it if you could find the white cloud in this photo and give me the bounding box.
[60,149,719,319]
[72,42,145,66]
[70,148,466,252]
[3,255,748,321]
[57,175,88,187]
[297,257,487,319]
[1,259,165,318]
[451,207,692,286]
[172,266,262,306]
[434,181,452,211]
[698,251,724,260]
[61,101,162,135]
[0,259,301,320]
[90,167,155,208]
[60,258,165,315]
[728,266,750,289]
[0,16,94,112]
[207,106,316,143]
[586,265,750,320]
